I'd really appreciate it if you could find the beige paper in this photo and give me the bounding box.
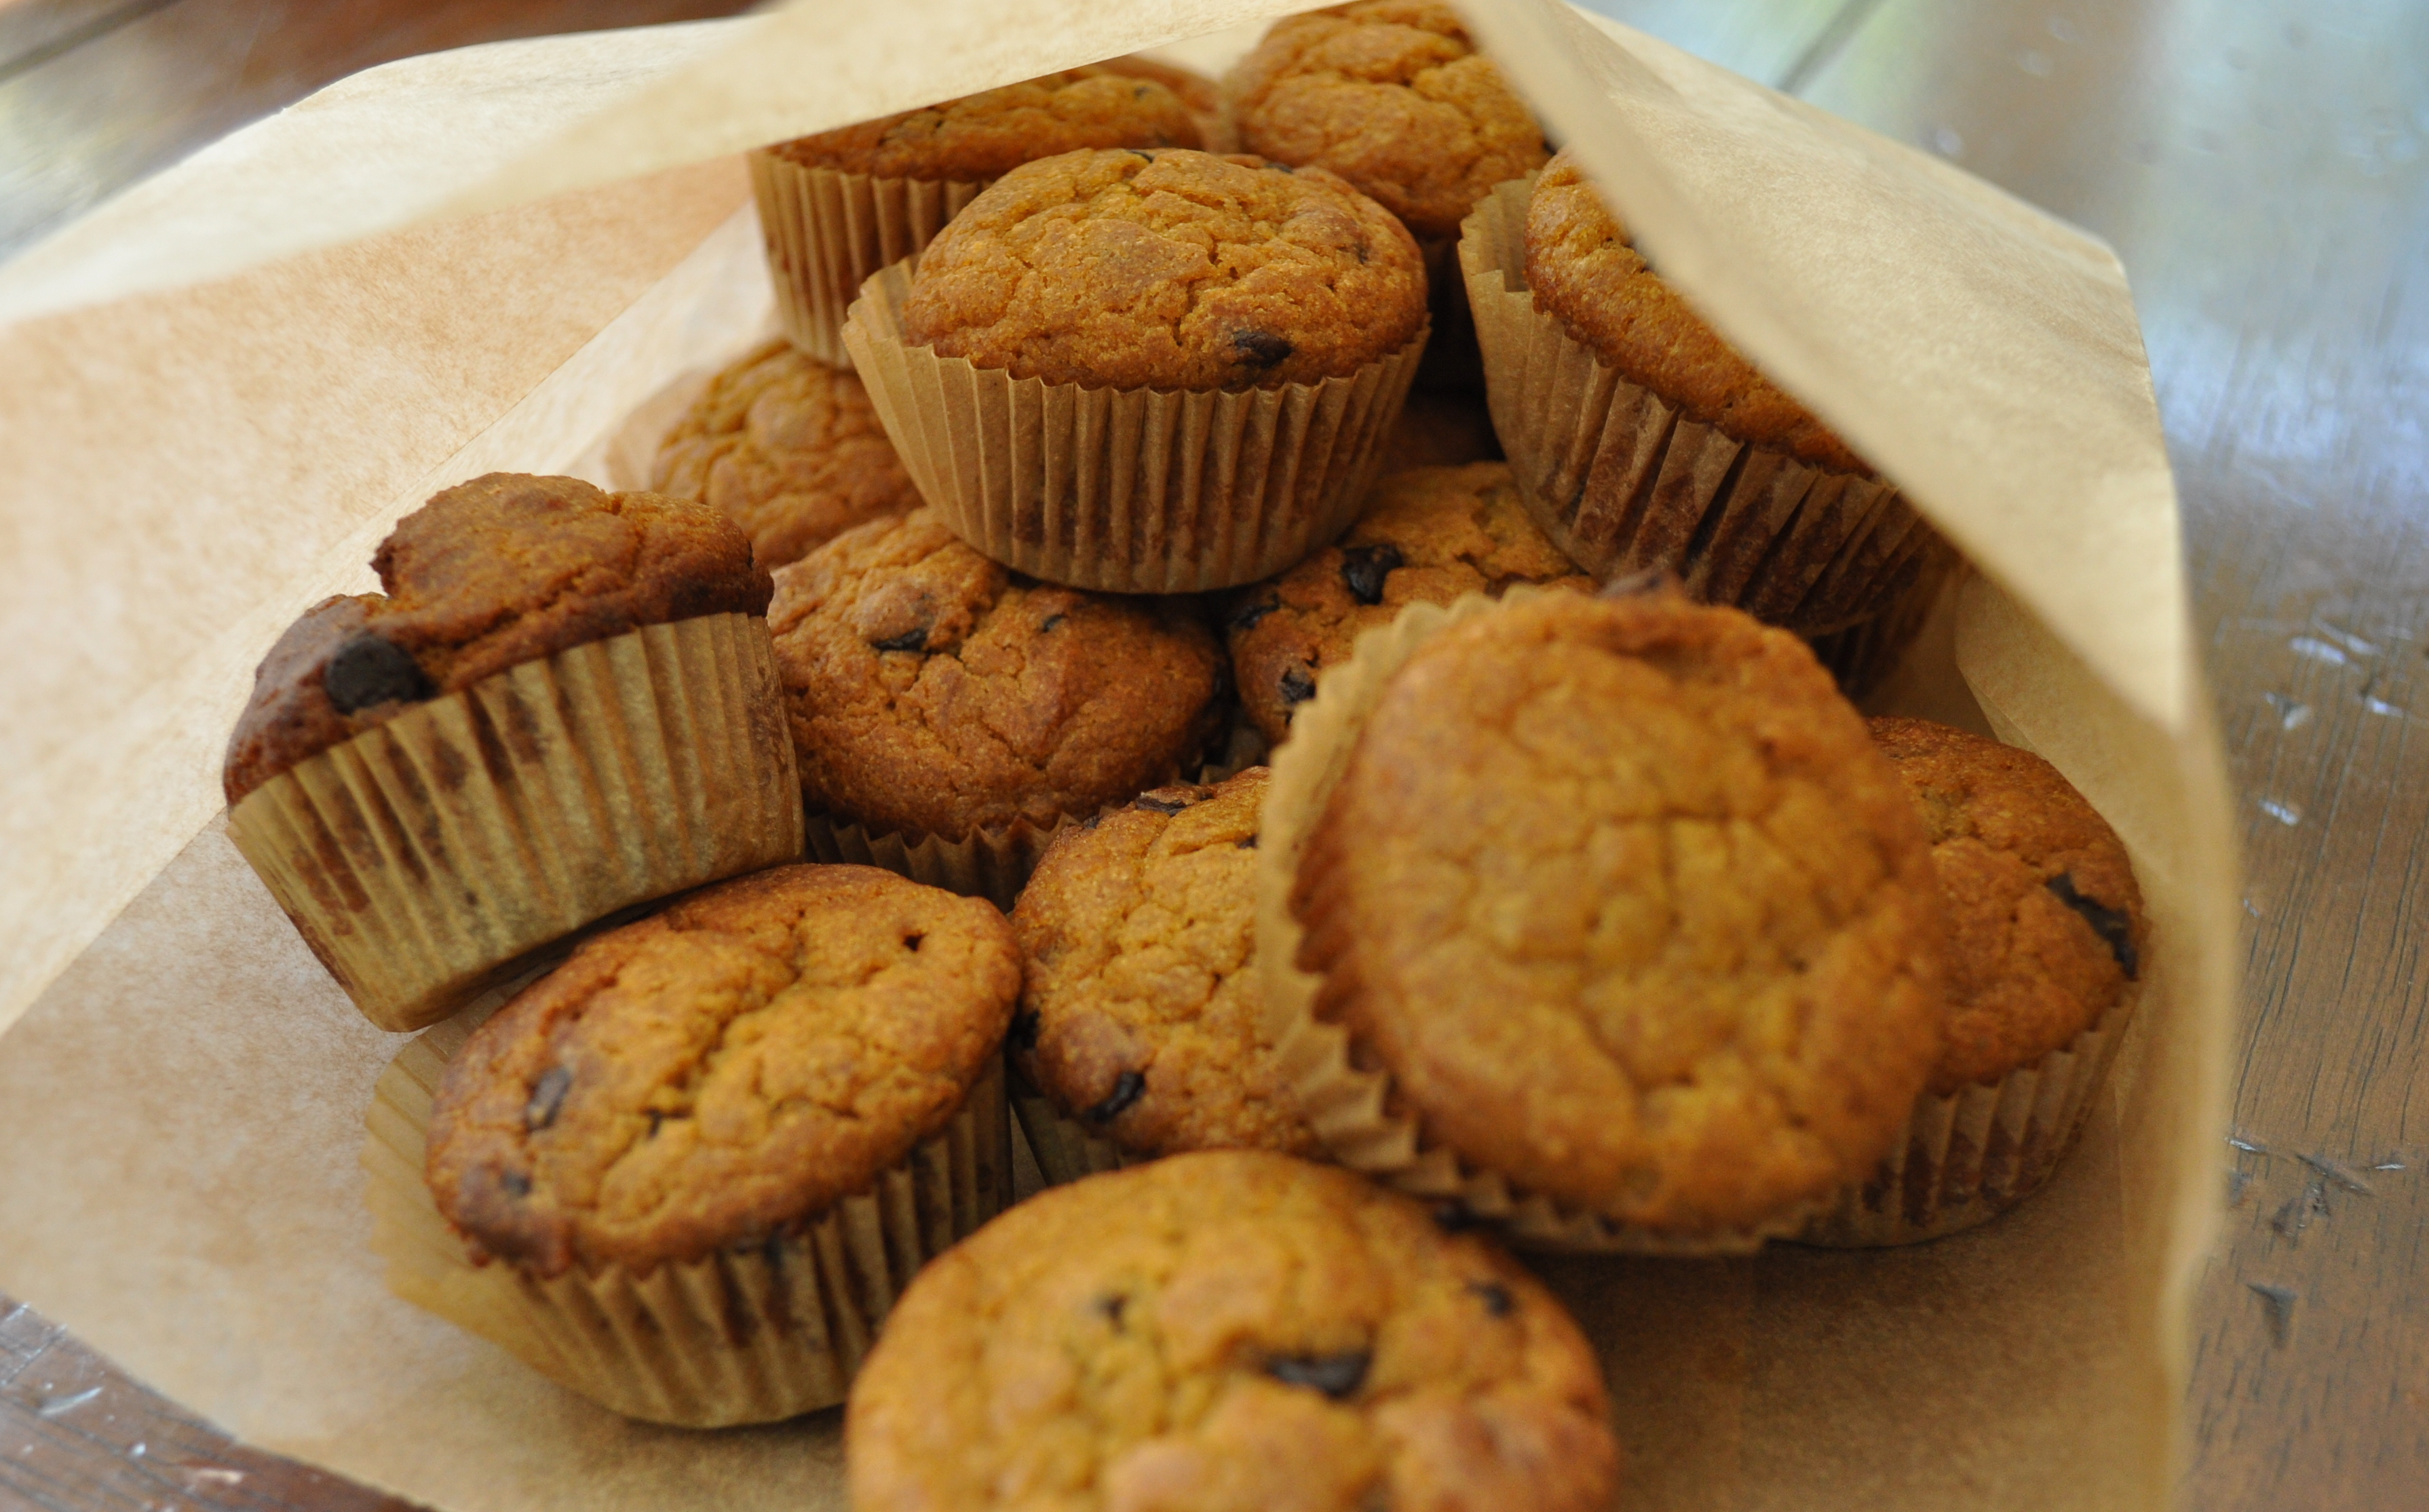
[0,6,2237,1512]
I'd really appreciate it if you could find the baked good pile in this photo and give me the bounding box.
[222,3,2151,1500]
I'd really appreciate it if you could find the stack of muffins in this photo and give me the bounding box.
[218,4,2150,1501]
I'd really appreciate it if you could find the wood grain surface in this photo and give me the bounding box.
[1,0,2423,1507]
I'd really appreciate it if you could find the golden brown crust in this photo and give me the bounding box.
[898,147,1426,391]
[1523,150,1868,474]
[767,509,1223,840]
[846,1151,1618,1512]
[1292,589,1947,1233]
[1869,717,2146,1094]
[767,67,1202,181]
[650,341,923,571]
[1011,769,1320,1159]
[1224,463,1590,745]
[223,474,769,806]
[423,864,1018,1277]
[1228,1,1549,241]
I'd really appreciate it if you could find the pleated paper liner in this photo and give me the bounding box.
[1797,989,2136,1247]
[225,614,803,1034]
[843,258,1427,593]
[1252,587,1826,1254]
[1459,177,1947,638]
[749,151,981,367]
[802,810,1065,914]
[1008,1062,1132,1188]
[363,1007,1011,1428]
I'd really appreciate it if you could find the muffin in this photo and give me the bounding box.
[847,148,1429,591]
[767,509,1223,905]
[1224,461,1592,746]
[1261,585,1949,1249]
[847,1151,1620,1512]
[377,864,1018,1426]
[1462,151,1951,648]
[649,339,923,570]
[1009,769,1320,1184]
[223,473,800,1032]
[752,66,1205,362]
[1803,718,2148,1245]
[1101,53,1238,153]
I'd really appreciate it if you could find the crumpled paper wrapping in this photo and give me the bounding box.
[0,3,2236,1511]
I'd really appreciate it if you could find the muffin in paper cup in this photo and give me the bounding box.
[365,865,1018,1427]
[751,153,982,366]
[803,809,1063,914]
[1008,1066,1132,1188]
[1255,586,1951,1253]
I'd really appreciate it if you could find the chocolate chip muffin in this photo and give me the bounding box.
[898,147,1427,392]
[769,68,1202,182]
[847,1150,1619,1512]
[1011,769,1320,1171]
[649,340,923,572]
[1225,463,1591,745]
[1282,587,1947,1241]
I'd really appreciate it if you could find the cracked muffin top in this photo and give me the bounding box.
[1012,768,1320,1160]
[766,66,1202,182]
[423,864,1018,1277]
[222,473,769,807]
[650,341,924,572]
[1228,1,1548,241]
[1290,588,1947,1234]
[1225,462,1590,745]
[1524,149,1867,474]
[897,147,1426,391]
[767,509,1223,840]
[1869,717,2145,1096]
[847,1150,1618,1512]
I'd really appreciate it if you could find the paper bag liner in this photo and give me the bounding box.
[225,614,805,1034]
[801,809,1067,914]
[362,1009,1011,1428]
[749,151,981,368]
[1797,986,2137,1247]
[1008,1061,1134,1188]
[1253,587,1829,1254]
[843,258,1428,594]
[1461,177,1948,639]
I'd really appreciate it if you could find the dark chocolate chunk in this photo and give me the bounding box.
[1232,329,1295,370]
[1084,1068,1147,1123]
[1096,1293,1128,1326]
[1430,1201,1487,1233]
[646,1109,666,1138]
[1010,1009,1041,1051]
[324,633,434,714]
[500,1170,532,1197]
[871,625,930,653]
[1229,598,1280,632]
[1265,1351,1369,1399]
[1040,613,1067,632]
[903,932,924,952]
[523,1066,572,1133]
[1338,543,1404,606]
[1278,665,1318,707]
[1468,1280,1514,1317]
[2045,873,2139,979]
[1083,813,1105,831]
[1237,833,1259,849]
[1132,793,1191,815]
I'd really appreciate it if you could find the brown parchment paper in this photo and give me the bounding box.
[0,5,2237,1512]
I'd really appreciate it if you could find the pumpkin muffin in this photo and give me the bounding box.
[649,340,923,571]
[768,67,1202,181]
[847,1150,1619,1512]
[1225,463,1591,746]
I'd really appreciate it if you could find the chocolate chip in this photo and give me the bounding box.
[903,933,923,952]
[1127,147,1157,161]
[1338,544,1403,606]
[1010,1009,1041,1051]
[1430,1202,1487,1233]
[500,1170,532,1197]
[1040,613,1067,632]
[1229,598,1280,633]
[1096,1294,1128,1327]
[523,1066,571,1133]
[324,633,433,714]
[1468,1280,1514,1317]
[1083,813,1105,831]
[1133,793,1191,815]
[1279,665,1317,707]
[1232,330,1295,370]
[647,1110,666,1138]
[1265,1351,1369,1399]
[1084,1069,1146,1123]
[871,626,929,653]
[2046,874,2139,979]
[1237,834,1259,849]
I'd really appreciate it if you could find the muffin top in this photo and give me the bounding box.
[1524,150,1867,474]
[768,509,1223,840]
[1012,769,1320,1160]
[1101,54,1239,154]
[223,473,769,806]
[1870,717,2145,1095]
[650,341,924,571]
[1225,463,1591,745]
[898,147,1427,391]
[847,1150,1618,1512]
[767,66,1202,181]
[1292,588,1946,1233]
[1228,1,1549,241]
[424,864,1018,1277]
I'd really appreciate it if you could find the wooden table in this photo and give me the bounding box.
[3,0,2422,1507]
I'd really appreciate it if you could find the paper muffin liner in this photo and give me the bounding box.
[750,152,982,366]
[802,810,1066,913]
[1253,587,1827,1254]
[1461,178,1945,637]
[1806,549,1965,697]
[363,1007,1010,1427]
[227,615,803,1034]
[1008,1061,1134,1188]
[1797,987,2136,1247]
[843,258,1427,593]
